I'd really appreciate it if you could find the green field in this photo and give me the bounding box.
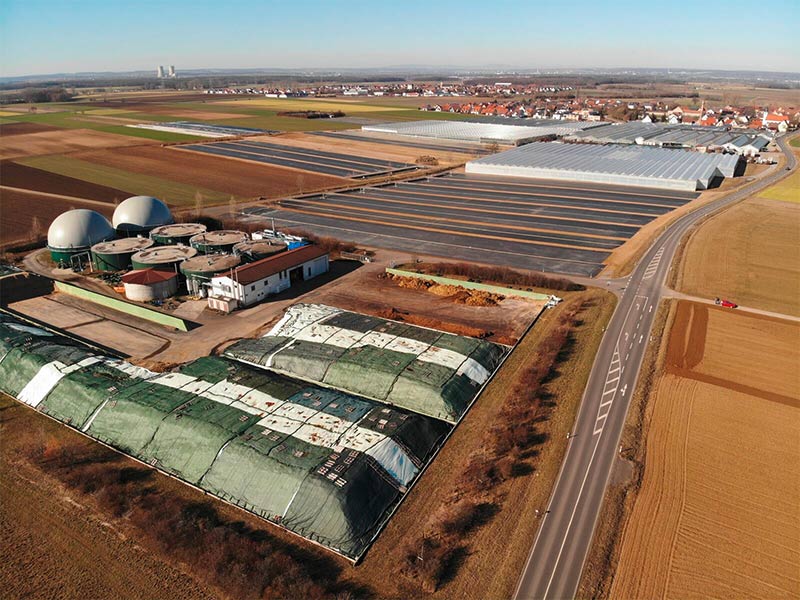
[0,110,205,142]
[760,168,800,203]
[789,137,800,148]
[18,155,233,206]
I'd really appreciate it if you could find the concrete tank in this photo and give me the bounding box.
[189,230,248,254]
[122,269,178,302]
[180,254,241,296]
[130,244,197,272]
[149,223,207,246]
[91,237,154,271]
[232,239,287,263]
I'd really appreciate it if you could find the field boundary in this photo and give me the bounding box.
[53,281,190,332]
[385,268,551,300]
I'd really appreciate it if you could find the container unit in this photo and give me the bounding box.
[47,209,115,267]
[91,237,154,272]
[180,254,241,296]
[189,230,248,254]
[149,223,207,246]
[122,269,178,302]
[232,239,287,263]
[130,244,197,273]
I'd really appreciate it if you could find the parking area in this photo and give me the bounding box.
[244,173,698,277]
[175,139,418,178]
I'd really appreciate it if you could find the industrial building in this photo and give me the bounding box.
[466,142,742,191]
[209,245,329,310]
[47,209,115,265]
[363,120,602,145]
[122,268,178,301]
[565,122,772,156]
[112,196,173,235]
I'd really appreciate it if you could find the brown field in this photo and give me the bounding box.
[74,145,349,199]
[0,189,113,248]
[269,131,476,165]
[674,195,800,316]
[0,128,155,160]
[0,122,61,136]
[1,160,128,202]
[611,301,800,599]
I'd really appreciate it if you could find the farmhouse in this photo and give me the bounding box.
[208,245,328,311]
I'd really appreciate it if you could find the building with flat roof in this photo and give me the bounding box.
[209,245,328,311]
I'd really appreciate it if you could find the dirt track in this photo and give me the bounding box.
[611,301,800,599]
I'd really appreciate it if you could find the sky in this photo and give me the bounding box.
[1,0,798,77]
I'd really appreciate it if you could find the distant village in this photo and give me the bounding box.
[204,81,797,133]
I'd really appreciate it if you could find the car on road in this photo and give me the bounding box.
[715,297,738,308]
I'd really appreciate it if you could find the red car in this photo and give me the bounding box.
[715,298,737,308]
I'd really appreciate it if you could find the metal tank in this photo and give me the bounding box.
[47,209,115,267]
[130,244,197,272]
[91,237,154,271]
[149,223,207,246]
[232,239,287,263]
[189,230,248,254]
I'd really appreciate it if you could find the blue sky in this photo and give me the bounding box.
[1,0,798,77]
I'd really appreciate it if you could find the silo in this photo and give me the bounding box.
[189,230,248,254]
[91,237,154,271]
[232,239,287,263]
[112,196,173,235]
[130,245,197,272]
[149,223,207,246]
[122,269,178,302]
[180,254,241,296]
[47,209,115,266]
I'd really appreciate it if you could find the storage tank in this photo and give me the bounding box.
[112,196,173,235]
[189,230,248,254]
[130,244,197,272]
[233,239,287,263]
[47,209,115,266]
[122,269,178,302]
[91,237,154,271]
[149,223,207,246]
[180,254,241,296]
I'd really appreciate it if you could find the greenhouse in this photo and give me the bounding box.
[0,313,451,560]
[224,303,509,423]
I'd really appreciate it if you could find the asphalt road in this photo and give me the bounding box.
[513,135,797,600]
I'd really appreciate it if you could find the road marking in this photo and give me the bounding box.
[649,305,653,313]
[639,334,644,343]
[599,399,613,408]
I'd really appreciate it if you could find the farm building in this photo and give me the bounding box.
[224,303,509,423]
[121,268,178,301]
[47,209,115,265]
[112,196,173,235]
[0,313,450,560]
[208,245,329,310]
[565,122,772,155]
[465,142,743,191]
[363,120,598,145]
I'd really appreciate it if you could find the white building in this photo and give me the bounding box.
[208,245,329,311]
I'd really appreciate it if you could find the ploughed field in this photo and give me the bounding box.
[247,173,698,277]
[611,301,800,599]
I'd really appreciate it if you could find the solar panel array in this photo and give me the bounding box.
[467,142,742,191]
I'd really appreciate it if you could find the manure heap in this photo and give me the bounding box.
[0,313,450,560]
[224,303,509,423]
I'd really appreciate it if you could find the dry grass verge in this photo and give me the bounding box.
[350,288,616,598]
